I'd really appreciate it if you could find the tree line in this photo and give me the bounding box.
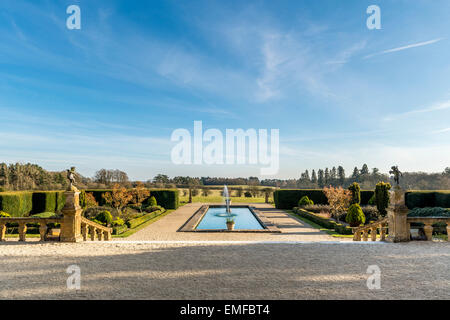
[1,162,450,191]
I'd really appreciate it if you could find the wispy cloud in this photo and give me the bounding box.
[364,38,444,59]
[384,99,450,121]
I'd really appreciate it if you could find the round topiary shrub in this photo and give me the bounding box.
[345,204,366,227]
[298,196,314,207]
[148,196,157,206]
[95,210,113,225]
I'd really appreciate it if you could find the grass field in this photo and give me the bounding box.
[178,188,272,204]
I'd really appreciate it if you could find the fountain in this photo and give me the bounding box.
[223,185,231,214]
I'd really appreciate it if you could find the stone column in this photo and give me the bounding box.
[0,223,6,241]
[423,223,433,241]
[18,222,27,241]
[386,186,410,243]
[60,191,83,242]
[447,224,450,242]
[39,222,48,242]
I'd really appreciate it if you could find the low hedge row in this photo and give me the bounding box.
[112,224,128,235]
[86,189,179,209]
[405,191,450,209]
[274,189,374,209]
[292,207,352,235]
[275,189,450,210]
[0,191,66,217]
[126,209,166,229]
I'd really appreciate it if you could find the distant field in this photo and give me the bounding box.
[178,188,272,204]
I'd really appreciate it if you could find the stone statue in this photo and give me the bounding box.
[389,166,402,186]
[66,167,78,191]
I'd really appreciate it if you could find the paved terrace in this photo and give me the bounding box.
[126,203,344,241]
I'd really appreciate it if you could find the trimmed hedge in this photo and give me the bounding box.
[150,189,179,209]
[275,189,375,209]
[112,224,128,235]
[126,209,165,229]
[0,192,33,217]
[405,191,450,209]
[276,189,450,210]
[85,188,179,210]
[293,207,353,235]
[293,207,337,229]
[0,191,65,217]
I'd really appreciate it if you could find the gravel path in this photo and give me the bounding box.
[0,241,449,299]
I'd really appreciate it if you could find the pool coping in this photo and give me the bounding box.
[178,205,281,233]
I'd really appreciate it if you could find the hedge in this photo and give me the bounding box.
[0,192,33,217]
[126,209,165,229]
[149,189,179,209]
[112,224,128,235]
[405,191,450,209]
[292,207,353,235]
[274,189,375,209]
[293,207,337,229]
[0,191,65,217]
[85,188,180,210]
[276,189,450,210]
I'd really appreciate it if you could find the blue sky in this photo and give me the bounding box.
[1,0,449,180]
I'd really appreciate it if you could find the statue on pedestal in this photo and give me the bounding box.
[66,167,79,192]
[389,165,403,187]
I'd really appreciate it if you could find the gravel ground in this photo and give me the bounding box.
[0,241,449,300]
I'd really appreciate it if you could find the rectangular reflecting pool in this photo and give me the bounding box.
[196,207,264,230]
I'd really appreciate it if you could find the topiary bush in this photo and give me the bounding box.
[148,196,157,207]
[0,211,11,217]
[348,182,361,205]
[112,217,125,226]
[95,210,113,226]
[345,204,366,227]
[298,196,314,206]
[375,182,391,217]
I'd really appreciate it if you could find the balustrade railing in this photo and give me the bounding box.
[0,216,112,242]
[352,218,388,242]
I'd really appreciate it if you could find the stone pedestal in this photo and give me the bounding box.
[60,191,83,242]
[386,186,410,243]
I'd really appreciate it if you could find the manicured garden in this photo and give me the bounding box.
[275,183,450,239]
[0,184,179,237]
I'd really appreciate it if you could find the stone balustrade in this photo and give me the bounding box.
[407,217,450,241]
[352,218,388,242]
[80,217,112,241]
[0,217,62,242]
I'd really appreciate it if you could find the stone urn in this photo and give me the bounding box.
[226,219,235,231]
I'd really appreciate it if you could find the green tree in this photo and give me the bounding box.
[337,166,345,186]
[317,169,325,188]
[311,170,318,184]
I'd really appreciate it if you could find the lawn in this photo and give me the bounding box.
[178,188,272,204]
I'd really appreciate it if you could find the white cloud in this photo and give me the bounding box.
[384,99,450,121]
